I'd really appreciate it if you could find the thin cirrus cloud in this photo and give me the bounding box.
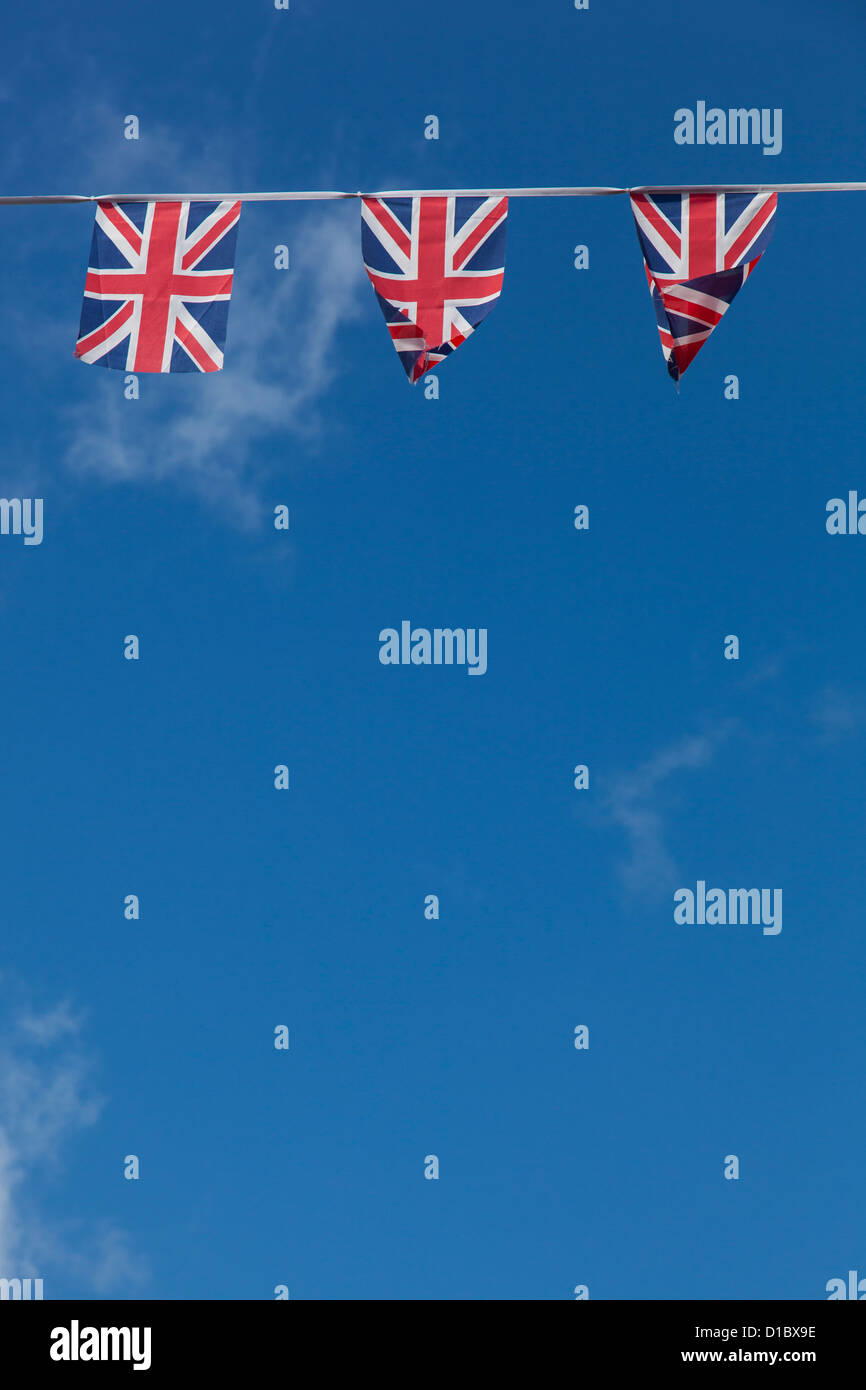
[600,725,735,897]
[809,685,866,744]
[62,210,366,524]
[0,989,144,1294]
[1,100,367,524]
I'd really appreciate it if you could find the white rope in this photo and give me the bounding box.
[0,182,865,205]
[628,182,866,194]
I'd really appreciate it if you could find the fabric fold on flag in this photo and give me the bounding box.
[361,194,507,382]
[74,199,241,372]
[630,190,777,381]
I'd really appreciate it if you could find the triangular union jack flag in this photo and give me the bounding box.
[74,200,241,372]
[361,195,507,382]
[630,190,777,382]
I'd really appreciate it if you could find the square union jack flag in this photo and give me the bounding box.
[630,190,777,382]
[361,195,507,382]
[74,200,241,373]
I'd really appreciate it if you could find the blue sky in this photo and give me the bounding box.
[0,0,864,1300]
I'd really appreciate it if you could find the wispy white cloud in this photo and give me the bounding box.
[0,98,367,523]
[63,208,365,524]
[16,1002,82,1046]
[0,987,144,1294]
[601,725,734,896]
[809,685,866,744]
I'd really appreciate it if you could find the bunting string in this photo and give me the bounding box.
[2,181,866,204]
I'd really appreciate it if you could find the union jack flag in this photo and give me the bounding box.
[361,195,507,382]
[630,191,777,381]
[74,200,241,372]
